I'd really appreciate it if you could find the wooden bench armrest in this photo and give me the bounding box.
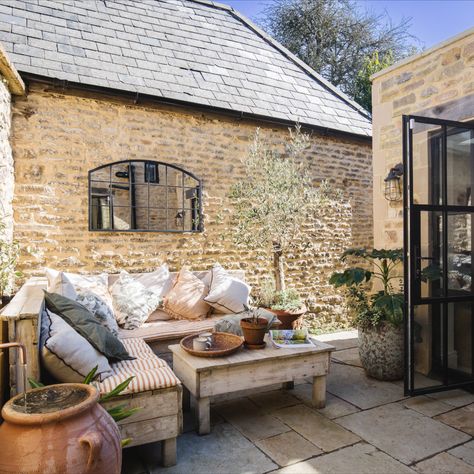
[0,277,47,321]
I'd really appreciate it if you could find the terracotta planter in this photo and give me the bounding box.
[266,305,307,330]
[0,383,122,474]
[358,323,404,381]
[240,317,268,349]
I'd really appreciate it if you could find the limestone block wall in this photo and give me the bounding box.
[0,77,13,244]
[372,28,474,250]
[11,83,372,328]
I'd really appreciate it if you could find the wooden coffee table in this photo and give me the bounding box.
[169,336,335,435]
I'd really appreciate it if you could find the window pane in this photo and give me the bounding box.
[419,211,443,298]
[448,212,473,295]
[149,208,167,231]
[412,121,443,205]
[447,128,474,206]
[111,206,131,230]
[149,185,168,208]
[413,304,444,391]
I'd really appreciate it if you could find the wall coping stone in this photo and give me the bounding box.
[371,26,474,82]
[0,42,25,95]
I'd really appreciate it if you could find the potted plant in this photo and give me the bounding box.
[229,125,335,298]
[330,248,404,381]
[256,280,306,329]
[0,220,22,309]
[240,305,269,349]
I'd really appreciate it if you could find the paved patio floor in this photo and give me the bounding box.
[123,330,474,474]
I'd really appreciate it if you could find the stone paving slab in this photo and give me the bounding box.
[255,430,322,467]
[413,452,474,473]
[273,442,415,474]
[249,389,301,412]
[156,422,277,474]
[292,383,360,419]
[314,330,358,351]
[402,395,454,417]
[273,404,360,452]
[215,398,290,442]
[434,403,474,435]
[427,389,474,408]
[449,440,474,466]
[331,347,362,367]
[336,403,471,464]
[327,362,406,409]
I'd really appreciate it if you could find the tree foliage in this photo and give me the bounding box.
[354,51,394,112]
[262,0,418,105]
[229,125,340,291]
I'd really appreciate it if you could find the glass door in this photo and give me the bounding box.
[404,115,474,395]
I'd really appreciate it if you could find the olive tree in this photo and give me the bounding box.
[229,125,337,291]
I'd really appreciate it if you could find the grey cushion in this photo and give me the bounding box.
[44,291,133,361]
[214,309,279,336]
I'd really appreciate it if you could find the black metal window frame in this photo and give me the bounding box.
[88,159,203,233]
[403,114,474,396]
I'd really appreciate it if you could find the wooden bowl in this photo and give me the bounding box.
[180,332,244,358]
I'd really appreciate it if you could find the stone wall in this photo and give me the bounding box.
[0,77,13,245]
[11,82,372,328]
[372,29,474,250]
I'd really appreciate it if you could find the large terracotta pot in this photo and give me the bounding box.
[266,305,307,330]
[0,383,122,474]
[358,323,404,381]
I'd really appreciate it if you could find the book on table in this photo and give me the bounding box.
[269,329,315,348]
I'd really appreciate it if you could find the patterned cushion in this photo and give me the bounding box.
[75,290,119,336]
[99,338,180,395]
[110,271,162,330]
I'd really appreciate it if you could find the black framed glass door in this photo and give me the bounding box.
[404,115,474,395]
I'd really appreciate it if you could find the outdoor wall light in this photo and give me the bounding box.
[384,163,403,202]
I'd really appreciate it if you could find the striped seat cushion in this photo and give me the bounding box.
[99,337,180,395]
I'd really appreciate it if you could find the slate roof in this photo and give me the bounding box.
[0,0,372,137]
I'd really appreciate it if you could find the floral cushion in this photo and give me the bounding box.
[110,271,162,330]
[75,290,119,336]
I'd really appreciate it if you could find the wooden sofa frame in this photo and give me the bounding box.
[0,277,182,466]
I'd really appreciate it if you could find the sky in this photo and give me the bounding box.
[225,0,474,50]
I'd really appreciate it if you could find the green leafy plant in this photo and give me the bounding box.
[29,366,139,448]
[329,248,404,329]
[256,279,303,312]
[0,220,22,301]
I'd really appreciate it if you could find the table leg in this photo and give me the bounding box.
[196,396,210,435]
[312,375,326,408]
[161,438,177,467]
[183,386,191,412]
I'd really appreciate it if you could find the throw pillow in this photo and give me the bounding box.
[45,268,77,300]
[204,263,251,313]
[110,271,162,330]
[134,264,174,298]
[65,272,115,317]
[163,267,211,320]
[75,290,120,336]
[42,309,112,383]
[44,291,133,361]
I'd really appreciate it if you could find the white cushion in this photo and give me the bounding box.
[204,263,251,314]
[46,269,118,336]
[42,310,112,383]
[45,268,77,299]
[110,271,162,330]
[134,264,174,297]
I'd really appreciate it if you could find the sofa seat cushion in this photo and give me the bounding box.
[118,314,225,342]
[99,338,179,395]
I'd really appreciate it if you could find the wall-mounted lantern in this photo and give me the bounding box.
[384,163,403,202]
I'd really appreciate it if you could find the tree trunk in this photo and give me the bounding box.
[273,244,285,292]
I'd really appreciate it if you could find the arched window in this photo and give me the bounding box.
[88,160,202,232]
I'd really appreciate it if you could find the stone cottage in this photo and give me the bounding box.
[372,28,474,394]
[0,0,372,327]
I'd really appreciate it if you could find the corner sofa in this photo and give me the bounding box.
[0,269,246,466]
